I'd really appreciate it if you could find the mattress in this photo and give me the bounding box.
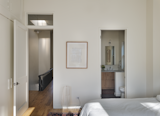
[80,98,160,116]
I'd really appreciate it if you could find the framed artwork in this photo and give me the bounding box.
[66,41,88,69]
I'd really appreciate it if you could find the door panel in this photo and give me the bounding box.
[13,20,28,116]
[16,26,26,78]
[101,72,115,89]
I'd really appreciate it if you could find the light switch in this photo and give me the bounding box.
[8,78,12,89]
[8,79,10,89]
[10,78,12,88]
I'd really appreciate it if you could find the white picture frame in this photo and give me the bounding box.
[66,41,88,69]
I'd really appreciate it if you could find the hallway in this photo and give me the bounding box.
[29,80,53,116]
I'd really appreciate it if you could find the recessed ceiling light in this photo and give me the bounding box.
[30,20,47,26]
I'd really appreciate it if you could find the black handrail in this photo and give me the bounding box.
[38,68,53,77]
[38,68,53,91]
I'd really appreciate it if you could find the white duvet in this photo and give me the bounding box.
[80,98,160,116]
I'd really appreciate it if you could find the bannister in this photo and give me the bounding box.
[38,68,53,91]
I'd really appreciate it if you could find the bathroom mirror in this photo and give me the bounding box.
[105,46,114,65]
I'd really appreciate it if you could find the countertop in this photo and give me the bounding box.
[101,70,124,72]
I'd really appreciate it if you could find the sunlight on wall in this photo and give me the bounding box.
[13,106,16,116]
[39,38,50,74]
[46,38,50,54]
[41,38,50,54]
[42,38,46,50]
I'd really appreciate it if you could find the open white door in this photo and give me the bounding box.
[13,20,28,116]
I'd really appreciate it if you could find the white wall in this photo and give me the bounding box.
[101,31,124,65]
[38,31,51,74]
[153,0,160,96]
[146,0,153,97]
[29,30,39,91]
[24,0,147,108]
[0,15,13,116]
[145,0,160,97]
[0,0,24,23]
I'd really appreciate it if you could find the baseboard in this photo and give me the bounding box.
[53,105,81,109]
[53,106,62,109]
[62,106,81,109]
[114,92,121,97]
[29,84,39,91]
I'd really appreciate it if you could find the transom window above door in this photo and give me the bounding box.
[28,14,53,26]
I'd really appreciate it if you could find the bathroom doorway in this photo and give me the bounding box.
[100,30,126,98]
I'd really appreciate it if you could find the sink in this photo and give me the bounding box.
[102,70,124,72]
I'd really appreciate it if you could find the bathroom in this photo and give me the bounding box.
[101,30,125,98]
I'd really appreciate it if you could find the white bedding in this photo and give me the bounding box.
[80,98,160,116]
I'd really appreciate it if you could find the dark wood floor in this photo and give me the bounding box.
[29,80,80,116]
[102,89,120,98]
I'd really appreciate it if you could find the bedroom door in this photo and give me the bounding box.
[13,20,28,116]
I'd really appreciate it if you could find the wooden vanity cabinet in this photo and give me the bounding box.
[101,72,115,89]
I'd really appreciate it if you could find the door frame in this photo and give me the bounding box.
[25,12,54,110]
[99,28,127,98]
[27,28,54,94]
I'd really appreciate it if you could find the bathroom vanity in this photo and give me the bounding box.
[101,70,124,98]
[101,72,115,89]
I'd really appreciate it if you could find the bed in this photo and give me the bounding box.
[80,96,160,116]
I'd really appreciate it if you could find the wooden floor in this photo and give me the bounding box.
[29,80,80,116]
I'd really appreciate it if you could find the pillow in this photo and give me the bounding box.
[156,95,160,102]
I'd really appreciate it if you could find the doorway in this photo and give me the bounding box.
[101,30,126,98]
[28,29,53,115]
